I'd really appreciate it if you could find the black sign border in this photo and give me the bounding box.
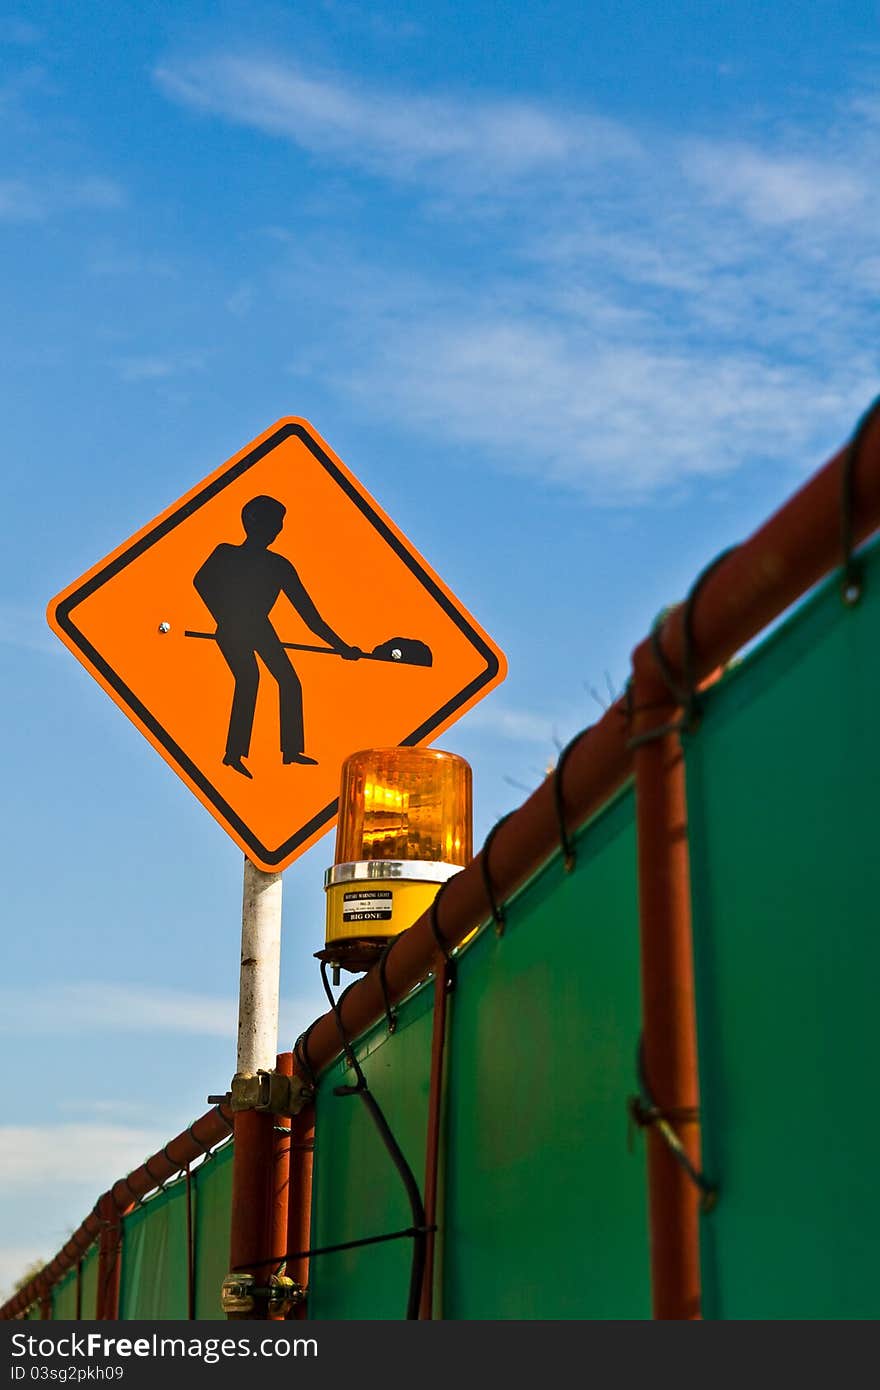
[53,423,501,866]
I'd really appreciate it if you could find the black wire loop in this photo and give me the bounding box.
[294,1021,320,1089]
[553,731,585,873]
[628,1037,717,1213]
[429,882,459,992]
[118,1176,143,1210]
[377,935,399,1034]
[429,880,452,959]
[318,959,428,1319]
[142,1158,167,1194]
[629,546,740,750]
[481,812,513,935]
[841,395,880,606]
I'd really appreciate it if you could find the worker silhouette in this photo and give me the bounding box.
[193,495,360,778]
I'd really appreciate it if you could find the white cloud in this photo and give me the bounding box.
[683,142,866,225]
[337,305,869,500]
[0,1125,168,1191]
[0,982,236,1038]
[0,981,326,1043]
[0,175,125,224]
[154,53,637,187]
[465,703,560,745]
[0,600,59,656]
[115,353,205,383]
[0,178,43,222]
[154,50,880,501]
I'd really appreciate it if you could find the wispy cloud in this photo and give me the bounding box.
[154,53,637,188]
[683,142,866,226]
[0,600,59,656]
[155,49,880,501]
[0,981,326,1042]
[0,1125,167,1191]
[465,703,560,745]
[114,352,205,383]
[0,175,125,224]
[0,18,42,46]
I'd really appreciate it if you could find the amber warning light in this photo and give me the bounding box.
[321,747,472,979]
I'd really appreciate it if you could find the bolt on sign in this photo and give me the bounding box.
[47,420,507,871]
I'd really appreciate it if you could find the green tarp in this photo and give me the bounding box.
[51,1266,78,1320]
[309,787,650,1319]
[118,1140,233,1321]
[192,1140,234,1321]
[80,1245,98,1320]
[686,538,880,1319]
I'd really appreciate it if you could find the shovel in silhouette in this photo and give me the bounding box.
[184,630,433,667]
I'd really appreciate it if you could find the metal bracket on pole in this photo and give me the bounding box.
[220,1272,306,1317]
[208,1069,314,1117]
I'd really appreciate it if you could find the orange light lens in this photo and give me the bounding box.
[335,747,472,866]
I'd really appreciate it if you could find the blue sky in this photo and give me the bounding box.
[2,0,879,1294]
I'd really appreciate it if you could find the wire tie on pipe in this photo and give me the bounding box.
[377,935,399,1034]
[118,1176,143,1211]
[553,730,586,872]
[481,812,513,935]
[629,1038,718,1214]
[429,884,458,991]
[841,395,880,606]
[142,1157,168,1194]
[631,545,740,750]
[294,1021,320,1090]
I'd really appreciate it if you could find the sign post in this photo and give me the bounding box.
[47,417,506,1317]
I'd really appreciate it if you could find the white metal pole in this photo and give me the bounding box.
[236,856,282,1075]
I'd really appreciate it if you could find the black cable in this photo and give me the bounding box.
[553,730,587,872]
[294,1019,321,1089]
[630,545,740,748]
[233,1224,438,1275]
[377,935,399,1034]
[320,960,428,1320]
[480,812,513,935]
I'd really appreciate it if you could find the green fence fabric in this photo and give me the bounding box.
[192,1140,234,1321]
[115,1141,233,1321]
[309,983,435,1319]
[686,540,880,1319]
[308,786,649,1320]
[51,1267,77,1320]
[443,788,648,1319]
[119,1177,190,1320]
[80,1246,98,1320]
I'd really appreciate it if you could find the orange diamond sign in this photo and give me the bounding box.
[47,419,506,871]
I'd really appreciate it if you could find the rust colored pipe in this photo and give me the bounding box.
[420,962,452,1319]
[630,411,880,707]
[632,707,700,1320]
[0,1105,233,1321]
[267,1051,293,1320]
[286,1105,315,1319]
[227,1110,275,1320]
[95,1193,124,1321]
